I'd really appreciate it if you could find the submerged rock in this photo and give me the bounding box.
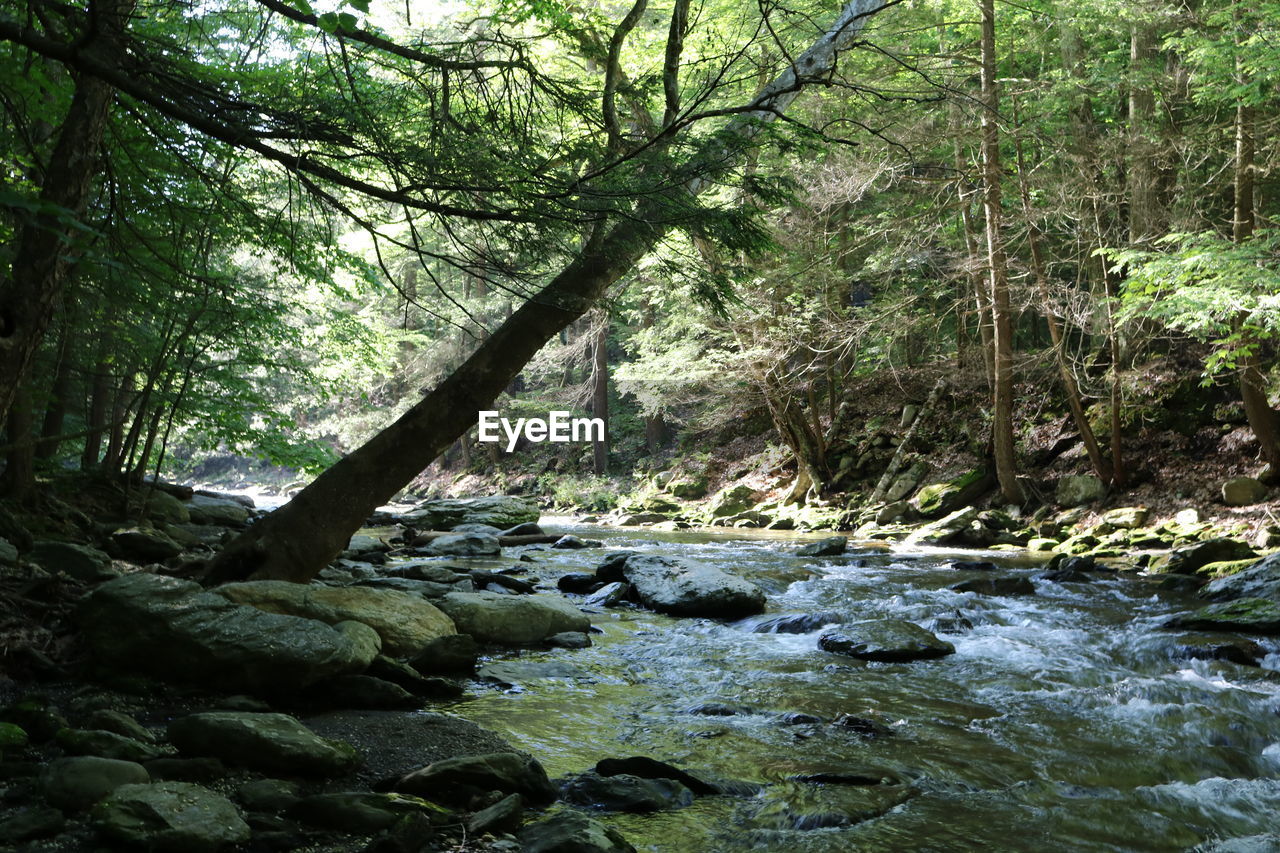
[796,537,847,557]
[518,811,636,853]
[950,576,1036,596]
[79,574,379,694]
[168,711,358,776]
[436,591,590,644]
[561,771,694,813]
[819,620,955,662]
[394,751,557,805]
[421,532,501,557]
[93,782,250,853]
[619,554,765,618]
[747,612,842,634]
[214,580,456,657]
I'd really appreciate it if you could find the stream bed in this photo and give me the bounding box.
[436,524,1280,851]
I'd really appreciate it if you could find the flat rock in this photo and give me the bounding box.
[214,580,455,657]
[29,540,115,582]
[404,496,539,531]
[467,792,522,836]
[1168,598,1280,634]
[436,591,589,644]
[79,574,380,694]
[422,532,501,557]
[93,782,250,853]
[620,554,765,618]
[186,494,251,527]
[168,711,358,776]
[796,537,847,557]
[819,620,955,662]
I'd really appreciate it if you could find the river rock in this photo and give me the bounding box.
[950,576,1036,596]
[93,782,250,853]
[42,756,150,810]
[435,591,589,644]
[747,612,843,634]
[0,807,64,844]
[797,537,847,557]
[561,772,694,813]
[1168,599,1280,634]
[467,792,523,836]
[452,523,503,535]
[214,580,455,657]
[138,490,191,525]
[79,574,380,694]
[410,634,479,674]
[819,620,955,662]
[168,711,358,776]
[86,710,157,744]
[1223,476,1267,506]
[707,485,758,519]
[186,494,251,527]
[553,534,601,549]
[518,810,636,853]
[288,792,450,833]
[404,496,539,531]
[1056,474,1106,507]
[109,526,184,562]
[1162,538,1257,575]
[1173,636,1264,666]
[558,572,601,594]
[904,506,979,546]
[584,581,630,607]
[1203,553,1280,601]
[912,469,990,518]
[500,522,545,536]
[595,757,720,796]
[29,540,115,582]
[422,532,501,557]
[1101,507,1149,529]
[394,751,557,805]
[619,512,670,526]
[56,728,166,762]
[669,477,708,499]
[619,554,765,618]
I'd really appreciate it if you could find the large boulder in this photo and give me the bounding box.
[214,581,455,657]
[421,532,501,557]
[1168,599,1280,634]
[78,574,380,694]
[707,485,758,519]
[92,782,249,853]
[185,494,251,527]
[403,496,539,531]
[436,591,590,644]
[560,772,694,813]
[168,712,358,776]
[109,527,184,562]
[1222,476,1267,507]
[904,506,979,546]
[1203,553,1280,602]
[29,540,115,582]
[1160,538,1257,575]
[796,537,847,558]
[619,555,765,618]
[911,469,990,519]
[1056,475,1106,507]
[394,751,557,805]
[819,620,955,662]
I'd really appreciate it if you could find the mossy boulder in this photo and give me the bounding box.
[168,712,358,776]
[403,496,539,531]
[707,485,758,519]
[93,782,249,853]
[668,477,708,500]
[1169,598,1280,634]
[912,469,990,519]
[1157,538,1257,575]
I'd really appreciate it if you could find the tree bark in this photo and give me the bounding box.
[0,0,131,435]
[979,0,1023,504]
[207,0,888,584]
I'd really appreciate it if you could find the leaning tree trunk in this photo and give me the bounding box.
[0,0,131,436]
[207,0,888,584]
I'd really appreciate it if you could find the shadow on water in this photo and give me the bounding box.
[427,522,1280,852]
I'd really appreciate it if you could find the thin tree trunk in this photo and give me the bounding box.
[591,314,609,476]
[979,0,1022,503]
[0,0,132,434]
[0,386,35,498]
[36,318,75,459]
[81,348,112,470]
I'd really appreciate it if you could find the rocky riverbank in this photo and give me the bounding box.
[3,474,1280,850]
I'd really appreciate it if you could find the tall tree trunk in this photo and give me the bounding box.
[36,318,75,459]
[1127,23,1159,248]
[81,346,112,470]
[0,386,35,498]
[979,0,1022,503]
[207,0,887,584]
[0,0,131,434]
[590,314,609,476]
[1230,19,1280,469]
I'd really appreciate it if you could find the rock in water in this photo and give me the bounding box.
[435,591,589,644]
[560,772,694,812]
[93,782,250,853]
[1162,538,1257,575]
[904,507,979,546]
[403,496,539,531]
[168,712,358,776]
[519,811,636,853]
[394,751,557,805]
[796,537,847,557]
[213,581,456,657]
[79,574,380,694]
[950,577,1036,596]
[1168,599,1280,634]
[619,555,765,618]
[421,532,501,557]
[818,620,955,662]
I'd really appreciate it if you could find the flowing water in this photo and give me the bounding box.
[437,524,1280,851]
